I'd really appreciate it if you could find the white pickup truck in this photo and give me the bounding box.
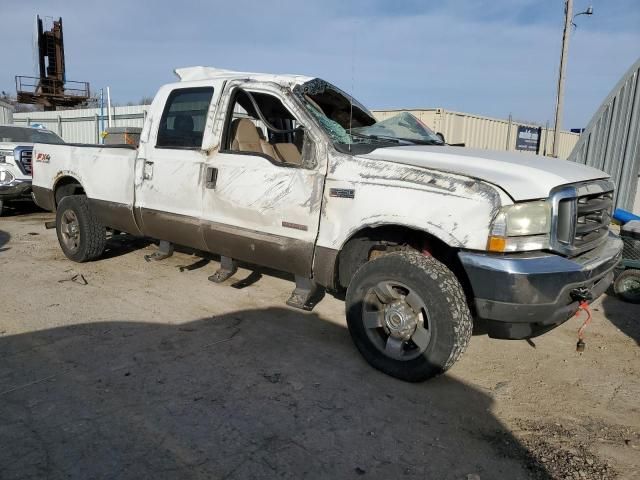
[32,67,623,381]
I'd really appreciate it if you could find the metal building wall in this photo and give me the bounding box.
[13,105,148,143]
[372,108,580,159]
[0,99,14,124]
[568,58,640,211]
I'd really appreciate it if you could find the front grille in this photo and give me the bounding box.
[574,192,612,247]
[551,180,614,256]
[19,149,33,175]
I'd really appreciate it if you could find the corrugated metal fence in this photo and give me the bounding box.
[568,58,640,211]
[13,105,149,144]
[0,99,13,124]
[14,104,580,159]
[372,108,580,159]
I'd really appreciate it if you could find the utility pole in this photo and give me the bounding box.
[552,0,573,158]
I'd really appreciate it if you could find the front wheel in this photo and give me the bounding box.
[56,195,106,262]
[345,251,473,382]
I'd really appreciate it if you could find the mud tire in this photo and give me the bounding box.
[56,195,106,262]
[346,250,473,382]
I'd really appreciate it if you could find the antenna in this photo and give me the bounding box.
[348,25,355,152]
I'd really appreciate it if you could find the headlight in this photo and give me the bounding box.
[0,149,13,163]
[487,200,551,252]
[0,169,15,185]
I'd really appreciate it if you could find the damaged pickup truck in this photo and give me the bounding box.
[32,67,623,381]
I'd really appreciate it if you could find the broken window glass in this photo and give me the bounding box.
[351,112,444,146]
[294,79,443,153]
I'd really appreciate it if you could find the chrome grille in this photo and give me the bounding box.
[19,149,33,175]
[550,180,614,256]
[574,192,612,247]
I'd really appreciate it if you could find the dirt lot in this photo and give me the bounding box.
[1,202,638,480]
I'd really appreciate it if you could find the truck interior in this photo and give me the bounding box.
[222,88,304,166]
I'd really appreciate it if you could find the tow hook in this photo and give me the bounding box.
[570,288,593,352]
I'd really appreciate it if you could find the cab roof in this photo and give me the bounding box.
[174,66,313,86]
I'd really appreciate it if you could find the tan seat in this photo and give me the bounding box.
[274,143,302,165]
[230,118,277,159]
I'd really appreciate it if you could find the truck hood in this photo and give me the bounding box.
[360,145,608,201]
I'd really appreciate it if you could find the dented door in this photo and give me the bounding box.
[201,151,325,277]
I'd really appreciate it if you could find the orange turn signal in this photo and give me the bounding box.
[487,236,506,252]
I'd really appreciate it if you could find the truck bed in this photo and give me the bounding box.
[32,143,139,208]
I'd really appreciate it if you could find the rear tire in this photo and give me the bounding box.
[614,269,640,304]
[345,250,473,382]
[56,195,106,262]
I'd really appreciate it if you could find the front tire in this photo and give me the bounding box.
[346,251,473,382]
[56,195,106,262]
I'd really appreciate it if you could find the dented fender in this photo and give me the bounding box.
[316,152,512,252]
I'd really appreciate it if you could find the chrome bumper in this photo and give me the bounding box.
[459,232,623,339]
[0,179,32,199]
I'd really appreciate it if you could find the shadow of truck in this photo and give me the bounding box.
[0,307,550,479]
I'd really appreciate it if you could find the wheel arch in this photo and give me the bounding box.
[318,223,474,308]
[53,175,86,207]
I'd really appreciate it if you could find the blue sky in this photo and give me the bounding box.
[1,0,638,129]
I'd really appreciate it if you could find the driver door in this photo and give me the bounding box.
[201,86,326,277]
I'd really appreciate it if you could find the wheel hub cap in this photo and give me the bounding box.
[384,301,418,340]
[60,209,80,252]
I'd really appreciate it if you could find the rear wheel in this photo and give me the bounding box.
[614,269,640,304]
[56,195,106,262]
[345,251,473,382]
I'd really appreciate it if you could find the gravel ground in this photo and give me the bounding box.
[1,202,638,480]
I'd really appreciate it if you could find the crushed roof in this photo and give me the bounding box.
[174,66,313,85]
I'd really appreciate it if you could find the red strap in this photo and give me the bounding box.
[575,300,592,341]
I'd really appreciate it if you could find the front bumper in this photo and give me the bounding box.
[0,178,32,200]
[459,232,623,339]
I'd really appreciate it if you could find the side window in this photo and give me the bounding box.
[156,87,214,148]
[222,89,306,167]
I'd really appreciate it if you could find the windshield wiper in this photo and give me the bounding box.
[396,137,444,146]
[350,132,443,146]
[349,132,405,144]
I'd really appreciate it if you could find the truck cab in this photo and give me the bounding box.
[31,67,623,382]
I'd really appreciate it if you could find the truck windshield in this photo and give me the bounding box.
[0,126,65,144]
[293,79,443,154]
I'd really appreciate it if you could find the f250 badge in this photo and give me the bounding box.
[35,152,51,163]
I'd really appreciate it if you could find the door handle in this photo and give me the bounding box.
[206,167,218,189]
[143,160,154,180]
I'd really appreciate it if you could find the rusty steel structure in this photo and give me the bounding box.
[15,16,90,111]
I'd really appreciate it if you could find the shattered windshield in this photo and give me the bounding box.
[293,79,443,153]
